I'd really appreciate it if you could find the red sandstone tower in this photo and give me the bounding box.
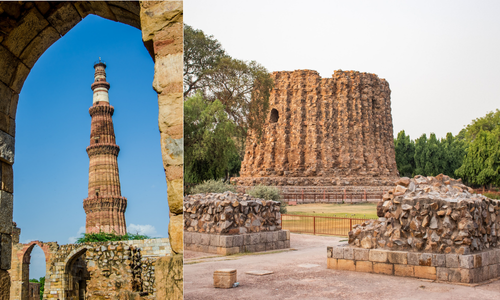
[83,59,127,235]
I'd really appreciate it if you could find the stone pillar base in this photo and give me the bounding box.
[327,245,500,284]
[213,269,236,289]
[184,230,291,255]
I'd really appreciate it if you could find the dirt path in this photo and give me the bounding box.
[184,233,500,300]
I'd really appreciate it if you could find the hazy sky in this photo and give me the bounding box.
[185,0,500,140]
[15,15,168,279]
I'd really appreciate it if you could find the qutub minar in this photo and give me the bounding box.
[83,59,127,235]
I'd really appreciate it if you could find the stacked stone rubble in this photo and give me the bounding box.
[349,175,500,255]
[235,69,398,187]
[184,191,282,234]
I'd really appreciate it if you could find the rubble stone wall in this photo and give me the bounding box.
[350,175,500,255]
[125,237,172,257]
[235,69,398,187]
[184,192,282,234]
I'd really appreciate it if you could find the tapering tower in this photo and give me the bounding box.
[83,59,127,235]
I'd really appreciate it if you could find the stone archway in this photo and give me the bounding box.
[61,245,92,300]
[9,240,57,300]
[0,1,183,298]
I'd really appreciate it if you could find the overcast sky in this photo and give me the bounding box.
[16,15,168,279]
[185,0,500,140]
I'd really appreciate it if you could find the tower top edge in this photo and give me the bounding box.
[94,58,106,69]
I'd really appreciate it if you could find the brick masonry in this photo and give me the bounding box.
[184,231,290,255]
[234,69,398,187]
[327,245,500,284]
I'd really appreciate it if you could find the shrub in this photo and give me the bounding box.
[484,192,500,200]
[190,179,236,194]
[76,232,152,244]
[246,185,287,214]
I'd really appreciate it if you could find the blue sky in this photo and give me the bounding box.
[14,15,169,279]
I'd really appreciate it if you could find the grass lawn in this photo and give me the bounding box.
[285,202,378,219]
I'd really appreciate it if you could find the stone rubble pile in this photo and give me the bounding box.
[184,191,282,234]
[350,174,500,254]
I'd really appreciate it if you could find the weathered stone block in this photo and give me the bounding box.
[213,269,236,289]
[474,253,483,268]
[0,131,14,165]
[354,248,369,261]
[285,230,290,240]
[271,231,279,242]
[327,247,333,258]
[343,247,354,260]
[446,254,459,268]
[332,247,344,259]
[327,258,338,269]
[419,253,432,266]
[394,264,413,277]
[0,233,11,270]
[232,235,243,247]
[373,263,393,275]
[244,245,256,253]
[200,234,210,246]
[278,230,286,241]
[432,254,446,267]
[284,240,290,248]
[459,255,474,269]
[488,264,497,279]
[219,235,233,248]
[276,240,284,249]
[369,249,388,263]
[250,234,260,245]
[388,251,407,265]
[355,261,373,273]
[436,267,449,281]
[255,243,265,252]
[448,268,461,283]
[482,266,490,281]
[184,232,192,244]
[0,191,13,234]
[414,266,436,280]
[460,268,472,283]
[408,252,420,266]
[209,234,220,247]
[337,259,355,271]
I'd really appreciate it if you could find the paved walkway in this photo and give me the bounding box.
[184,233,500,300]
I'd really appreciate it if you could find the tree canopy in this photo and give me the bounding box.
[183,25,273,186]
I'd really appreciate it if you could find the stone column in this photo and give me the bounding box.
[140,1,183,255]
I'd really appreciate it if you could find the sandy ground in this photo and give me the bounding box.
[184,233,500,300]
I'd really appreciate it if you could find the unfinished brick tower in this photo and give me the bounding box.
[83,59,127,235]
[235,70,399,187]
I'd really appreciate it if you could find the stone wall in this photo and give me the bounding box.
[184,230,290,255]
[235,69,398,187]
[327,245,500,284]
[350,175,500,254]
[27,282,39,300]
[184,192,282,234]
[125,237,171,257]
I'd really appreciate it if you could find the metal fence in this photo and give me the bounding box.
[281,214,374,236]
[281,192,383,204]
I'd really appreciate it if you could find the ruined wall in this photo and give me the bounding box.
[125,237,172,257]
[236,69,398,187]
[350,175,500,254]
[27,282,39,300]
[184,192,282,234]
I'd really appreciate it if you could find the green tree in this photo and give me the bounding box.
[184,92,239,185]
[461,109,500,141]
[456,129,500,187]
[394,130,415,176]
[183,24,226,97]
[414,133,428,176]
[424,133,442,176]
[184,25,274,158]
[440,132,466,177]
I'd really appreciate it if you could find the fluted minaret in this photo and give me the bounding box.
[83,59,127,235]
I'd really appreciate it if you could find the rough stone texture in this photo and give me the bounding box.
[350,175,500,254]
[9,226,173,299]
[141,0,184,255]
[27,282,39,300]
[184,192,282,234]
[83,61,127,235]
[234,69,398,187]
[184,231,290,255]
[0,269,9,300]
[213,269,237,289]
[327,245,500,283]
[0,2,183,298]
[155,254,183,300]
